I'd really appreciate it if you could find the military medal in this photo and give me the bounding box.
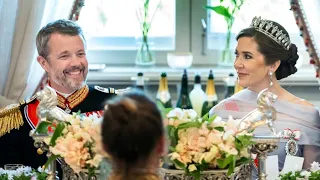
[283,128,301,156]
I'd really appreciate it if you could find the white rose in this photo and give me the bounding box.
[184,109,197,119]
[209,116,225,127]
[310,161,320,172]
[167,108,184,119]
[300,170,311,177]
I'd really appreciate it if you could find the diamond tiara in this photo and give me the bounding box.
[249,16,291,50]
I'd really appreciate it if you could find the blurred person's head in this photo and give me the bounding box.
[102,90,165,178]
[36,19,88,94]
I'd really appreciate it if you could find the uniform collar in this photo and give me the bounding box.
[56,85,89,112]
[47,82,89,112]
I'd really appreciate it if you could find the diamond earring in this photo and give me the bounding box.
[269,72,273,87]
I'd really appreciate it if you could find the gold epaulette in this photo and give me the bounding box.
[0,95,36,137]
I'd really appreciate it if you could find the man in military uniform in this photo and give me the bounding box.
[0,20,118,169]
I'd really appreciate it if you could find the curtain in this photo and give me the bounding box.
[0,0,20,106]
[0,0,74,108]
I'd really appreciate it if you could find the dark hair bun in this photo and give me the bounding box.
[102,90,163,165]
[275,43,299,80]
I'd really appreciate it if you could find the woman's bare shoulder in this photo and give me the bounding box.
[282,91,314,107]
[293,98,314,107]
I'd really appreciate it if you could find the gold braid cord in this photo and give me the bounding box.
[0,103,24,137]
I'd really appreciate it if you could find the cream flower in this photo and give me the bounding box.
[239,148,250,158]
[86,154,103,167]
[225,116,239,133]
[209,116,225,127]
[74,131,93,143]
[203,145,219,163]
[188,164,197,172]
[192,151,203,163]
[207,130,223,146]
[169,152,182,161]
[223,130,236,141]
[218,143,238,155]
[186,128,201,151]
[180,152,192,164]
[176,143,186,153]
[183,109,197,120]
[300,170,311,177]
[179,132,188,145]
[198,123,210,137]
[197,136,207,149]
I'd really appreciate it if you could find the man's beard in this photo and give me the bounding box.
[51,66,87,92]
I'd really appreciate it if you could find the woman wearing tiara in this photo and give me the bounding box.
[210,16,320,174]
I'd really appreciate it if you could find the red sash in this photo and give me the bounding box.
[25,101,104,130]
[24,100,40,129]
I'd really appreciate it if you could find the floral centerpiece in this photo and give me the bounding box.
[277,162,320,180]
[162,107,254,179]
[0,166,48,180]
[36,112,108,178]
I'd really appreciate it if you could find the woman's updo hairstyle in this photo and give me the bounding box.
[236,16,299,80]
[102,90,164,165]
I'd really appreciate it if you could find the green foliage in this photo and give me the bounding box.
[49,122,65,146]
[214,126,224,132]
[173,159,186,171]
[217,155,236,175]
[34,121,53,134]
[205,0,245,29]
[156,101,173,118]
[205,6,232,20]
[34,170,48,180]
[235,135,255,150]
[12,173,32,180]
[0,174,8,180]
[166,125,178,149]
[176,121,202,130]
[43,155,60,170]
[205,0,246,62]
[208,114,217,124]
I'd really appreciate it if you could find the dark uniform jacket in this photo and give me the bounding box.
[0,85,117,169]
